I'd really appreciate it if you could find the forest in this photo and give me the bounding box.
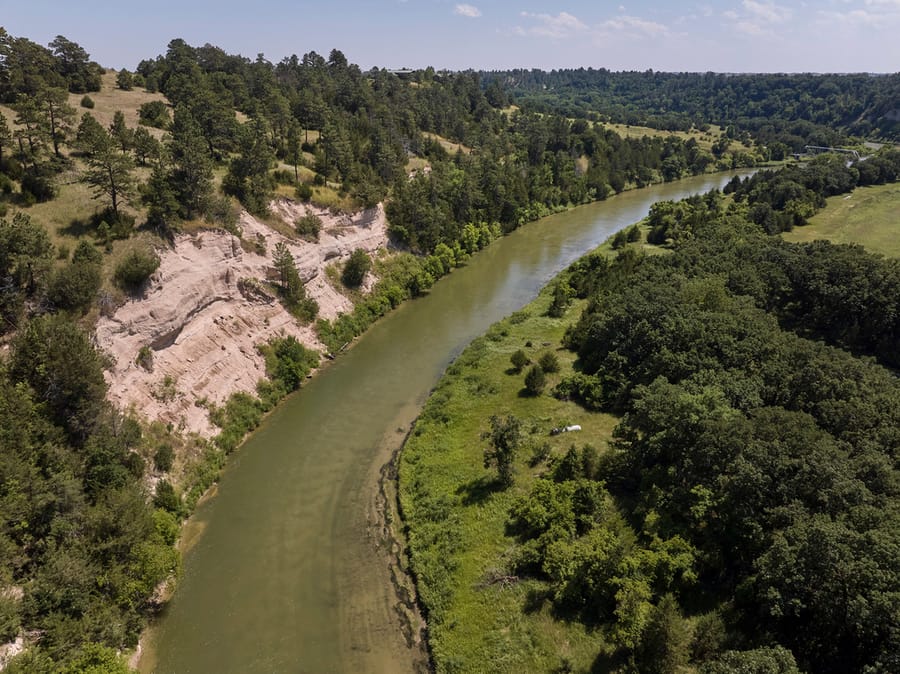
[483,68,900,145]
[1,24,899,671]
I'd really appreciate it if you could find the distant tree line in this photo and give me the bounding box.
[483,68,900,142]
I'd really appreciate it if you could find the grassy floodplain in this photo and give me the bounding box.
[782,182,900,257]
[399,290,608,671]
[399,275,626,672]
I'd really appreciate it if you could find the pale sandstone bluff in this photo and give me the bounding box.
[95,200,388,438]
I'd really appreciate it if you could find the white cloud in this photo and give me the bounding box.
[743,0,792,23]
[514,10,668,40]
[817,0,900,27]
[454,3,481,18]
[724,0,793,38]
[516,11,588,38]
[598,15,670,37]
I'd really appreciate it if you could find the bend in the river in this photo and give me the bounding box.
[143,172,753,673]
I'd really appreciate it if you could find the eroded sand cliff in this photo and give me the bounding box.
[95,199,388,437]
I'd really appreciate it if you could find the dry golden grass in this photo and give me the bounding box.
[423,131,471,155]
[404,156,430,173]
[602,121,731,153]
[70,70,169,136]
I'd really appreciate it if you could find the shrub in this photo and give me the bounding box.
[547,281,572,318]
[295,183,313,201]
[205,194,241,236]
[510,349,529,373]
[263,335,319,391]
[538,351,560,373]
[80,95,95,109]
[136,345,154,371]
[524,364,546,395]
[627,225,642,242]
[295,213,322,242]
[116,69,133,90]
[114,248,160,291]
[342,248,371,288]
[153,479,181,514]
[21,172,54,203]
[153,444,174,472]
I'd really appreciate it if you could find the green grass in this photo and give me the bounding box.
[399,285,619,673]
[782,183,900,257]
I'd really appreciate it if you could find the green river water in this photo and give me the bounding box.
[143,172,751,673]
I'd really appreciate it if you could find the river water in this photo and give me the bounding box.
[143,172,751,673]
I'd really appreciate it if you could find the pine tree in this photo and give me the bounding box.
[82,126,134,219]
[168,106,214,218]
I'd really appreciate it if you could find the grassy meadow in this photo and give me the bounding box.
[783,182,900,257]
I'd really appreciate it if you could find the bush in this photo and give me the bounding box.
[538,351,560,373]
[295,183,313,201]
[80,95,95,109]
[272,168,294,185]
[153,444,174,472]
[205,194,240,236]
[295,213,322,242]
[114,248,160,291]
[153,479,181,514]
[524,364,546,395]
[342,248,371,288]
[547,281,572,318]
[627,225,642,242]
[510,349,529,373]
[21,172,54,203]
[0,593,20,642]
[115,69,133,90]
[136,345,154,371]
[263,335,319,391]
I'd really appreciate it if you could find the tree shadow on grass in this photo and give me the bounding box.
[58,216,95,238]
[523,586,553,614]
[455,474,503,506]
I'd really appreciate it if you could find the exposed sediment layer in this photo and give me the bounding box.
[95,200,388,438]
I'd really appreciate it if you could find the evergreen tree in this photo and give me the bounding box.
[75,112,106,156]
[12,95,47,168]
[43,86,75,157]
[482,414,522,488]
[524,364,546,395]
[109,110,133,154]
[82,126,134,218]
[168,106,214,218]
[223,115,275,215]
[0,112,10,165]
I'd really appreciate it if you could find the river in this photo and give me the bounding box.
[142,172,752,673]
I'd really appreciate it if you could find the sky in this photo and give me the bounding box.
[3,0,899,73]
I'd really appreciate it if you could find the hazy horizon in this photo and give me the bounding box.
[4,0,899,74]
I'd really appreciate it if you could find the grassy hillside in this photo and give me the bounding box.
[782,182,900,257]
